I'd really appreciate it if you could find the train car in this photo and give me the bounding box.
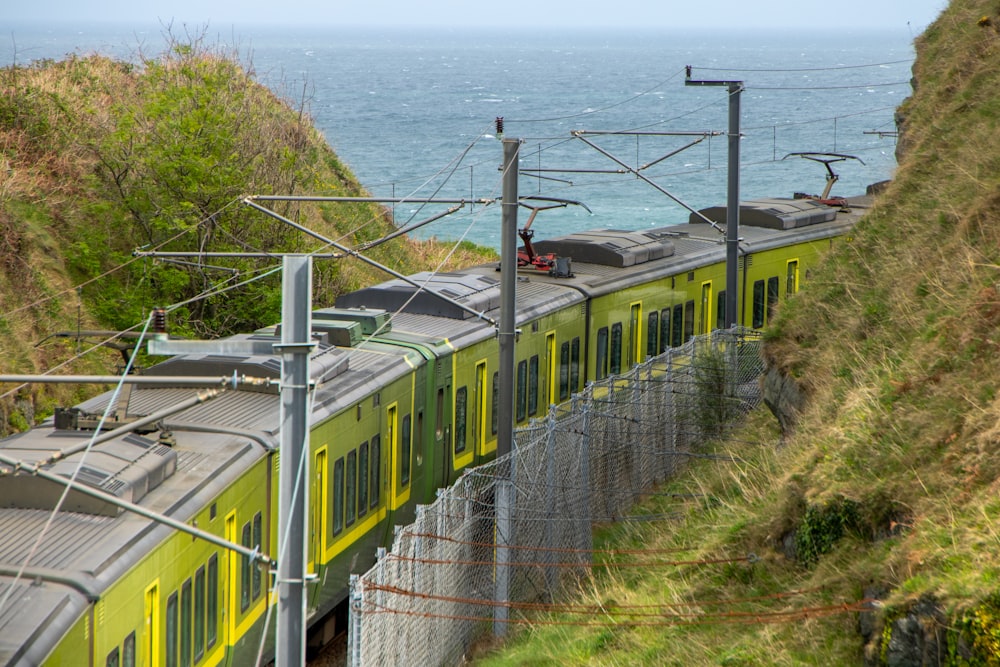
[0,193,869,666]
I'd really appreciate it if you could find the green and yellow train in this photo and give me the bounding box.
[0,194,867,666]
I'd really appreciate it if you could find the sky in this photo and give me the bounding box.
[5,0,948,31]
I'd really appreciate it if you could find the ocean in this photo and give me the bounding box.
[2,23,917,249]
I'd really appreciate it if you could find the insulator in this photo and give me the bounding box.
[152,307,167,334]
[495,116,504,136]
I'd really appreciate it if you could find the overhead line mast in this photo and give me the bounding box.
[685,67,744,329]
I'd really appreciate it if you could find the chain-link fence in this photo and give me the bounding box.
[347,328,764,666]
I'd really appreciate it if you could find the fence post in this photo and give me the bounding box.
[579,393,593,565]
[494,454,514,636]
[347,574,363,667]
[544,403,558,599]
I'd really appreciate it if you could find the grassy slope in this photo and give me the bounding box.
[477,1,1000,664]
[0,36,495,434]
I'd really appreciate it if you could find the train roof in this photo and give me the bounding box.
[0,422,261,665]
[333,269,585,348]
[476,196,871,298]
[0,328,424,664]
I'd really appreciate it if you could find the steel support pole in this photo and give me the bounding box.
[685,71,743,328]
[497,137,519,459]
[275,255,314,667]
[725,82,742,329]
[494,137,520,637]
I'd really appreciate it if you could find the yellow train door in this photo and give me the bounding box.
[628,303,641,366]
[700,282,713,335]
[474,361,488,458]
[312,447,328,568]
[143,581,159,667]
[224,512,237,646]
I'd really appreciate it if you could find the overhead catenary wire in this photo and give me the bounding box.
[693,58,913,73]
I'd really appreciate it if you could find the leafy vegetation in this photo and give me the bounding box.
[0,30,494,435]
[476,0,1000,664]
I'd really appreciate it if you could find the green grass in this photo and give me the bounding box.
[475,1,1000,663]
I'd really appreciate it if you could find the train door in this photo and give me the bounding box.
[434,359,453,487]
[628,303,641,366]
[312,448,328,569]
[410,365,426,499]
[545,333,557,407]
[143,581,159,667]
[786,259,799,296]
[700,282,713,335]
[386,403,399,509]
[224,512,237,646]
[474,361,488,460]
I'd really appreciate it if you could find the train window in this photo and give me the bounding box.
[671,305,683,347]
[166,591,178,667]
[528,355,539,416]
[346,450,357,527]
[683,301,695,343]
[716,290,727,330]
[659,309,670,354]
[570,337,580,393]
[206,556,218,650]
[164,591,177,667]
[596,327,609,380]
[559,342,570,401]
[646,311,659,358]
[252,512,262,600]
[123,632,136,667]
[358,442,369,517]
[370,434,381,508]
[180,579,192,667]
[516,360,527,422]
[106,647,119,667]
[610,323,623,375]
[455,387,468,453]
[402,416,412,486]
[240,523,251,612]
[194,567,205,662]
[333,458,344,535]
[752,280,765,328]
[767,276,779,322]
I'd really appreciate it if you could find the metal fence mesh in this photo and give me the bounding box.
[348,328,764,666]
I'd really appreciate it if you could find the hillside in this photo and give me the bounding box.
[0,33,494,435]
[477,1,1000,665]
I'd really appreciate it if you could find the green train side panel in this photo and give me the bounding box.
[44,454,273,667]
[40,614,88,666]
[308,370,418,609]
[448,298,588,478]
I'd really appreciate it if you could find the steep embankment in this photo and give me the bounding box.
[478,1,1000,665]
[0,35,494,435]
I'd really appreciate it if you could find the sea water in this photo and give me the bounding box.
[2,24,916,249]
